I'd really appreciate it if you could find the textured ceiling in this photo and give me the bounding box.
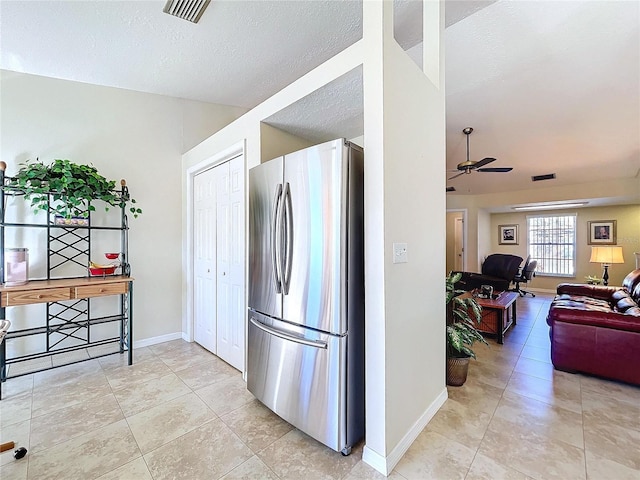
[1,0,638,198]
[444,0,639,195]
[0,0,363,108]
[263,66,364,145]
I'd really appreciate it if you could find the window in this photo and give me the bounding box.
[527,214,576,277]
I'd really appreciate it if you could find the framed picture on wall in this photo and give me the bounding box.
[499,224,518,245]
[588,220,616,245]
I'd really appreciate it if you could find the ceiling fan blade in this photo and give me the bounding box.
[478,167,513,173]
[448,172,466,180]
[472,157,496,169]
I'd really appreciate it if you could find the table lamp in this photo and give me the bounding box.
[590,246,624,286]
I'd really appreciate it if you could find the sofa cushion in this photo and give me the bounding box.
[616,296,638,312]
[548,306,640,332]
[633,283,640,304]
[622,269,640,292]
[611,290,630,302]
[553,294,612,312]
[626,306,640,316]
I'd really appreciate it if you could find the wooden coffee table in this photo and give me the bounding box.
[474,291,518,344]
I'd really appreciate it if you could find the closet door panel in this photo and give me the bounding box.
[217,155,245,371]
[193,167,217,353]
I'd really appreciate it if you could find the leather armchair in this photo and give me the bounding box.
[453,254,524,292]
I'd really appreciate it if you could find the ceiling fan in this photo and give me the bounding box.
[448,127,513,180]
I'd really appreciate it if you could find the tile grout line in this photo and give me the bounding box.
[465,296,553,479]
[579,376,588,480]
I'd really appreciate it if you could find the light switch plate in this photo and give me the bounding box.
[393,243,408,264]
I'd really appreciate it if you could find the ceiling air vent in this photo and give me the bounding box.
[163,0,211,24]
[446,186,456,192]
[531,173,556,182]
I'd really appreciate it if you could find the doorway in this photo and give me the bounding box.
[446,210,466,274]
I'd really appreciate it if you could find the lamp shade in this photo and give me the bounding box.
[590,246,624,264]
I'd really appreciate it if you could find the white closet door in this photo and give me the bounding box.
[193,167,217,353]
[216,156,245,371]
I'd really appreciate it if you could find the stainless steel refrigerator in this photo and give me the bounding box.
[247,138,364,455]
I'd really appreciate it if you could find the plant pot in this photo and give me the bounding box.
[446,356,470,386]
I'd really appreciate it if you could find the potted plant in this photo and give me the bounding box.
[5,158,142,219]
[446,272,488,386]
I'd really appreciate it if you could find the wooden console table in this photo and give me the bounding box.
[0,276,133,399]
[474,291,518,344]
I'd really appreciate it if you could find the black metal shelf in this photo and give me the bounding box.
[6,313,126,339]
[0,165,134,398]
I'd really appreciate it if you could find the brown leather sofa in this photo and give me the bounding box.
[546,269,640,385]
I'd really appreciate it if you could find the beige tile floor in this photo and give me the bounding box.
[1,293,639,479]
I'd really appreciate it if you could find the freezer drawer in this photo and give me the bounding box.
[247,310,348,453]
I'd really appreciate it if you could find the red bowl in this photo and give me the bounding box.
[89,266,116,276]
[104,253,120,260]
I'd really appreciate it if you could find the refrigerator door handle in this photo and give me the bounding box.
[283,182,293,295]
[272,183,283,293]
[249,317,327,349]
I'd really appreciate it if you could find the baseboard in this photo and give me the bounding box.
[362,446,387,476]
[362,387,448,476]
[527,287,556,294]
[510,287,556,296]
[133,332,183,349]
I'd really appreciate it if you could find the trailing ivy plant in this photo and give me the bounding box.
[6,158,142,219]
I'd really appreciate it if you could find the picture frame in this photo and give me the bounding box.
[499,224,518,245]
[588,220,616,245]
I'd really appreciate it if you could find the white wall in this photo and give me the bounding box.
[259,123,316,163]
[0,70,246,343]
[490,204,640,289]
[364,0,446,463]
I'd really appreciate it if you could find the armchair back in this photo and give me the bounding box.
[481,254,523,280]
[452,254,523,292]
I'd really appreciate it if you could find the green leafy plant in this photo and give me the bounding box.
[585,275,602,285]
[6,158,142,219]
[446,272,488,359]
